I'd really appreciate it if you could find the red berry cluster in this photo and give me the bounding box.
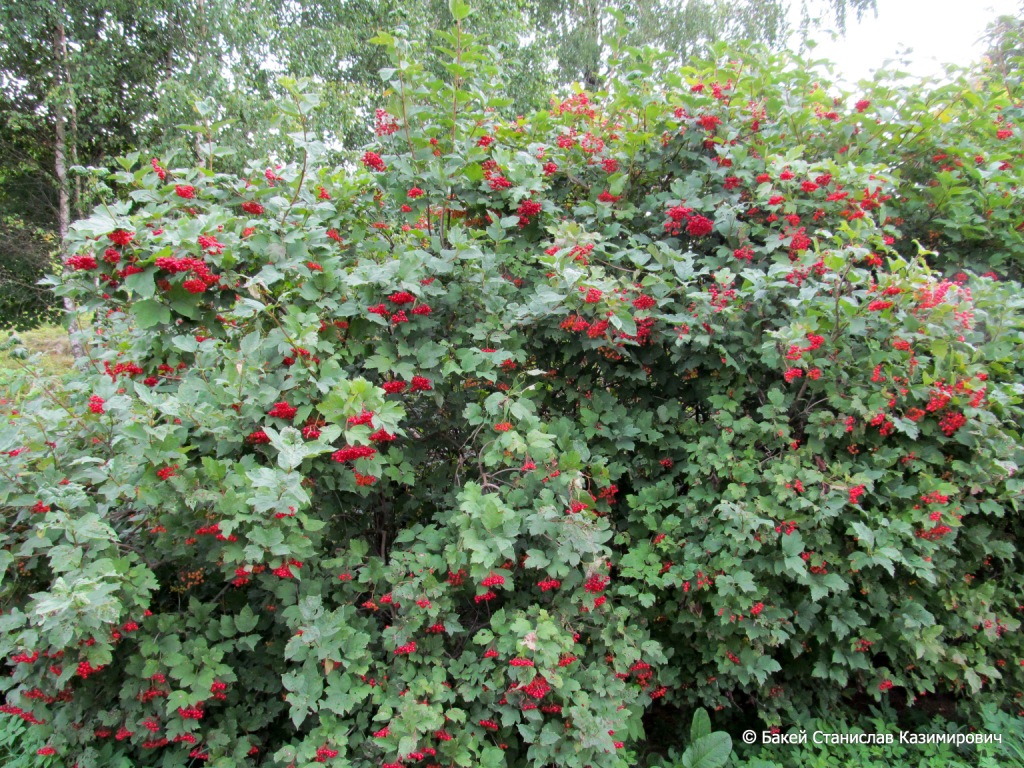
[938,410,966,436]
[522,675,551,699]
[362,151,387,171]
[76,661,103,679]
[315,745,339,761]
[848,485,866,505]
[481,573,505,587]
[268,401,298,419]
[331,445,377,462]
[272,559,302,578]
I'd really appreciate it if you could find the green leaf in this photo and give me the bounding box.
[682,732,732,768]
[133,299,171,328]
[731,570,756,593]
[235,606,259,634]
[448,0,472,20]
[264,426,323,471]
[124,269,155,298]
[690,708,711,741]
[398,736,418,758]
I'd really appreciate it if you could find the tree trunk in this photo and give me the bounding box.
[194,0,207,166]
[53,11,85,359]
[69,95,83,219]
[580,0,604,91]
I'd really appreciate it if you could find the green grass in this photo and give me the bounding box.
[0,324,75,388]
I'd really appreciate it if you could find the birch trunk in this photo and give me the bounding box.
[53,11,85,359]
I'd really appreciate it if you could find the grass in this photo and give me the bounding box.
[0,324,75,383]
[0,321,75,399]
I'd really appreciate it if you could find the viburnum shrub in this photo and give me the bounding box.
[3,13,1024,767]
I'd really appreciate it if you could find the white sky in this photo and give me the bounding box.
[795,0,1023,85]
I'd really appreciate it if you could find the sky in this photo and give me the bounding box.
[794,0,1023,86]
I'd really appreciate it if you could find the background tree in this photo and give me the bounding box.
[983,2,1024,91]
[271,0,551,149]
[0,0,184,333]
[0,0,299,333]
[525,0,877,90]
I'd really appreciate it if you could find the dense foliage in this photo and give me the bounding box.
[0,0,878,331]
[2,13,1023,768]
